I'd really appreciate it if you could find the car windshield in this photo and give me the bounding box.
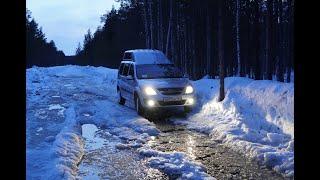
[136,64,183,79]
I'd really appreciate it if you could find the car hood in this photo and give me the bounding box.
[138,78,190,89]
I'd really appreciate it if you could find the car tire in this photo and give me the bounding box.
[135,96,145,116]
[118,90,125,105]
[184,106,192,114]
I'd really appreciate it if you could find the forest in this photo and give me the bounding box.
[26,10,65,68]
[27,0,294,82]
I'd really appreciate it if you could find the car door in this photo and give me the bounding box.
[117,62,124,89]
[126,63,136,102]
[121,63,130,99]
[119,62,130,99]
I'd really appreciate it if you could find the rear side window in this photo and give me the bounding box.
[123,52,133,60]
[122,63,130,76]
[118,63,124,75]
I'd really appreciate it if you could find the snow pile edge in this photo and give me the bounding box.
[49,105,84,180]
[184,77,294,177]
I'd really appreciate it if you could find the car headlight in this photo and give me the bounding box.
[147,99,155,107]
[185,85,194,94]
[144,87,157,95]
[187,98,194,105]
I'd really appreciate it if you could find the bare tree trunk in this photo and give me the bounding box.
[157,0,161,50]
[143,0,149,48]
[170,2,175,62]
[277,0,284,82]
[159,0,163,51]
[171,30,174,62]
[265,9,269,79]
[177,6,182,68]
[206,6,211,77]
[266,0,273,80]
[148,0,154,49]
[192,27,196,79]
[184,16,187,75]
[286,12,290,82]
[286,0,293,83]
[253,0,261,80]
[218,0,225,102]
[190,7,196,79]
[236,0,241,76]
[176,4,181,66]
[188,22,192,77]
[166,0,173,56]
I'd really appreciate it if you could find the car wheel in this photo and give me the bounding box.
[184,106,192,114]
[118,90,125,105]
[135,96,145,116]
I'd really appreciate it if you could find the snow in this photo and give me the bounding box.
[81,124,107,150]
[48,105,84,179]
[36,127,43,132]
[51,132,84,179]
[27,65,164,179]
[27,103,84,179]
[48,104,66,116]
[174,77,294,177]
[129,49,172,64]
[27,65,118,179]
[138,147,215,180]
[27,65,294,179]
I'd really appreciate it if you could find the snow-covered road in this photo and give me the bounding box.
[27,65,293,179]
[149,119,286,179]
[26,66,211,179]
[78,123,167,179]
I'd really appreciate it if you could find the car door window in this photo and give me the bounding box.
[128,64,134,77]
[118,63,124,75]
[123,52,133,60]
[122,63,129,76]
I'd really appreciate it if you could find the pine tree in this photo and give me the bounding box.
[26,9,64,68]
[76,42,82,56]
[73,0,293,82]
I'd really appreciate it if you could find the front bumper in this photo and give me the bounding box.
[139,93,195,108]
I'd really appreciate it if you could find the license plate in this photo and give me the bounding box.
[163,97,181,102]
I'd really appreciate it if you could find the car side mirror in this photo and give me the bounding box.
[127,75,134,80]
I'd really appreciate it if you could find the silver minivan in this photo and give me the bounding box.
[116,49,195,116]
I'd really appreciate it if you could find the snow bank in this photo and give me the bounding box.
[198,77,293,137]
[138,147,215,180]
[49,105,84,180]
[50,132,84,179]
[27,65,159,179]
[178,77,294,177]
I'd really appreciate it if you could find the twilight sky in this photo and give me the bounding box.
[26,0,120,55]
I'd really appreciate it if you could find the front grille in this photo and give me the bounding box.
[158,100,186,106]
[157,87,184,95]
